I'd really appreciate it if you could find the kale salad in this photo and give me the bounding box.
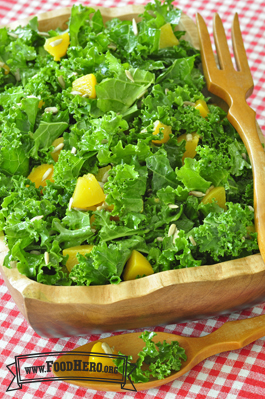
[0,0,258,286]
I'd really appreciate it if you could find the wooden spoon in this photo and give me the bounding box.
[53,314,265,392]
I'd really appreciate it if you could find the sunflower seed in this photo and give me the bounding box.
[186,133,193,142]
[41,168,52,182]
[108,43,117,50]
[71,91,82,95]
[189,191,205,197]
[10,261,17,268]
[173,229,179,243]
[168,204,179,209]
[101,342,113,354]
[125,70,134,82]
[165,88,169,95]
[71,147,77,154]
[8,32,18,38]
[17,103,22,106]
[242,153,247,160]
[30,215,44,222]
[189,236,197,246]
[205,185,215,196]
[30,250,41,255]
[72,72,78,76]
[101,139,108,144]
[38,31,50,37]
[14,69,21,81]
[49,39,63,47]
[168,223,176,237]
[248,205,254,211]
[51,142,64,153]
[96,202,108,211]
[91,229,96,233]
[101,171,110,183]
[44,107,58,114]
[156,237,164,242]
[132,18,138,36]
[44,252,49,265]
[183,101,195,107]
[68,197,73,211]
[58,75,65,89]
[0,61,5,67]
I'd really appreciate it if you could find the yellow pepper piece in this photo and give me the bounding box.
[71,173,105,209]
[44,32,70,61]
[159,23,179,49]
[194,99,209,118]
[152,120,172,144]
[0,62,10,75]
[27,164,54,188]
[177,132,200,164]
[89,342,118,377]
[38,100,45,109]
[72,74,97,99]
[123,250,154,281]
[51,137,64,162]
[201,187,227,210]
[63,245,93,272]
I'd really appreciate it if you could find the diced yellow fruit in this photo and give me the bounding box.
[89,342,118,377]
[201,187,226,210]
[72,74,97,99]
[0,63,10,75]
[71,174,105,209]
[123,250,154,281]
[38,100,45,108]
[177,133,200,164]
[44,32,70,61]
[95,165,111,182]
[51,137,64,162]
[27,164,54,188]
[152,121,172,144]
[194,99,209,118]
[159,23,179,49]
[63,245,93,272]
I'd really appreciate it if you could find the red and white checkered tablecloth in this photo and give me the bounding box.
[1,0,265,398]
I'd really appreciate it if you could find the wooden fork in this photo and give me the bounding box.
[196,13,265,263]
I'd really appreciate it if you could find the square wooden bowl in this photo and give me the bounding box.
[1,6,265,338]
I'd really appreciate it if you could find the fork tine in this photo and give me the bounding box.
[196,13,218,81]
[232,13,253,77]
[213,13,234,70]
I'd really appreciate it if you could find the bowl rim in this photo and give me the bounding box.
[1,5,264,306]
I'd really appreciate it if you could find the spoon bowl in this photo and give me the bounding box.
[53,314,265,392]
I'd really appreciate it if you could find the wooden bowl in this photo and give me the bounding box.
[1,6,265,338]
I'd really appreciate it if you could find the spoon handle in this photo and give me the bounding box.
[191,314,265,362]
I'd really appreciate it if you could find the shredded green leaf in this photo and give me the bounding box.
[113,331,187,383]
[0,0,258,286]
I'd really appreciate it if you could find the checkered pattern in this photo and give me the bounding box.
[1,0,265,398]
